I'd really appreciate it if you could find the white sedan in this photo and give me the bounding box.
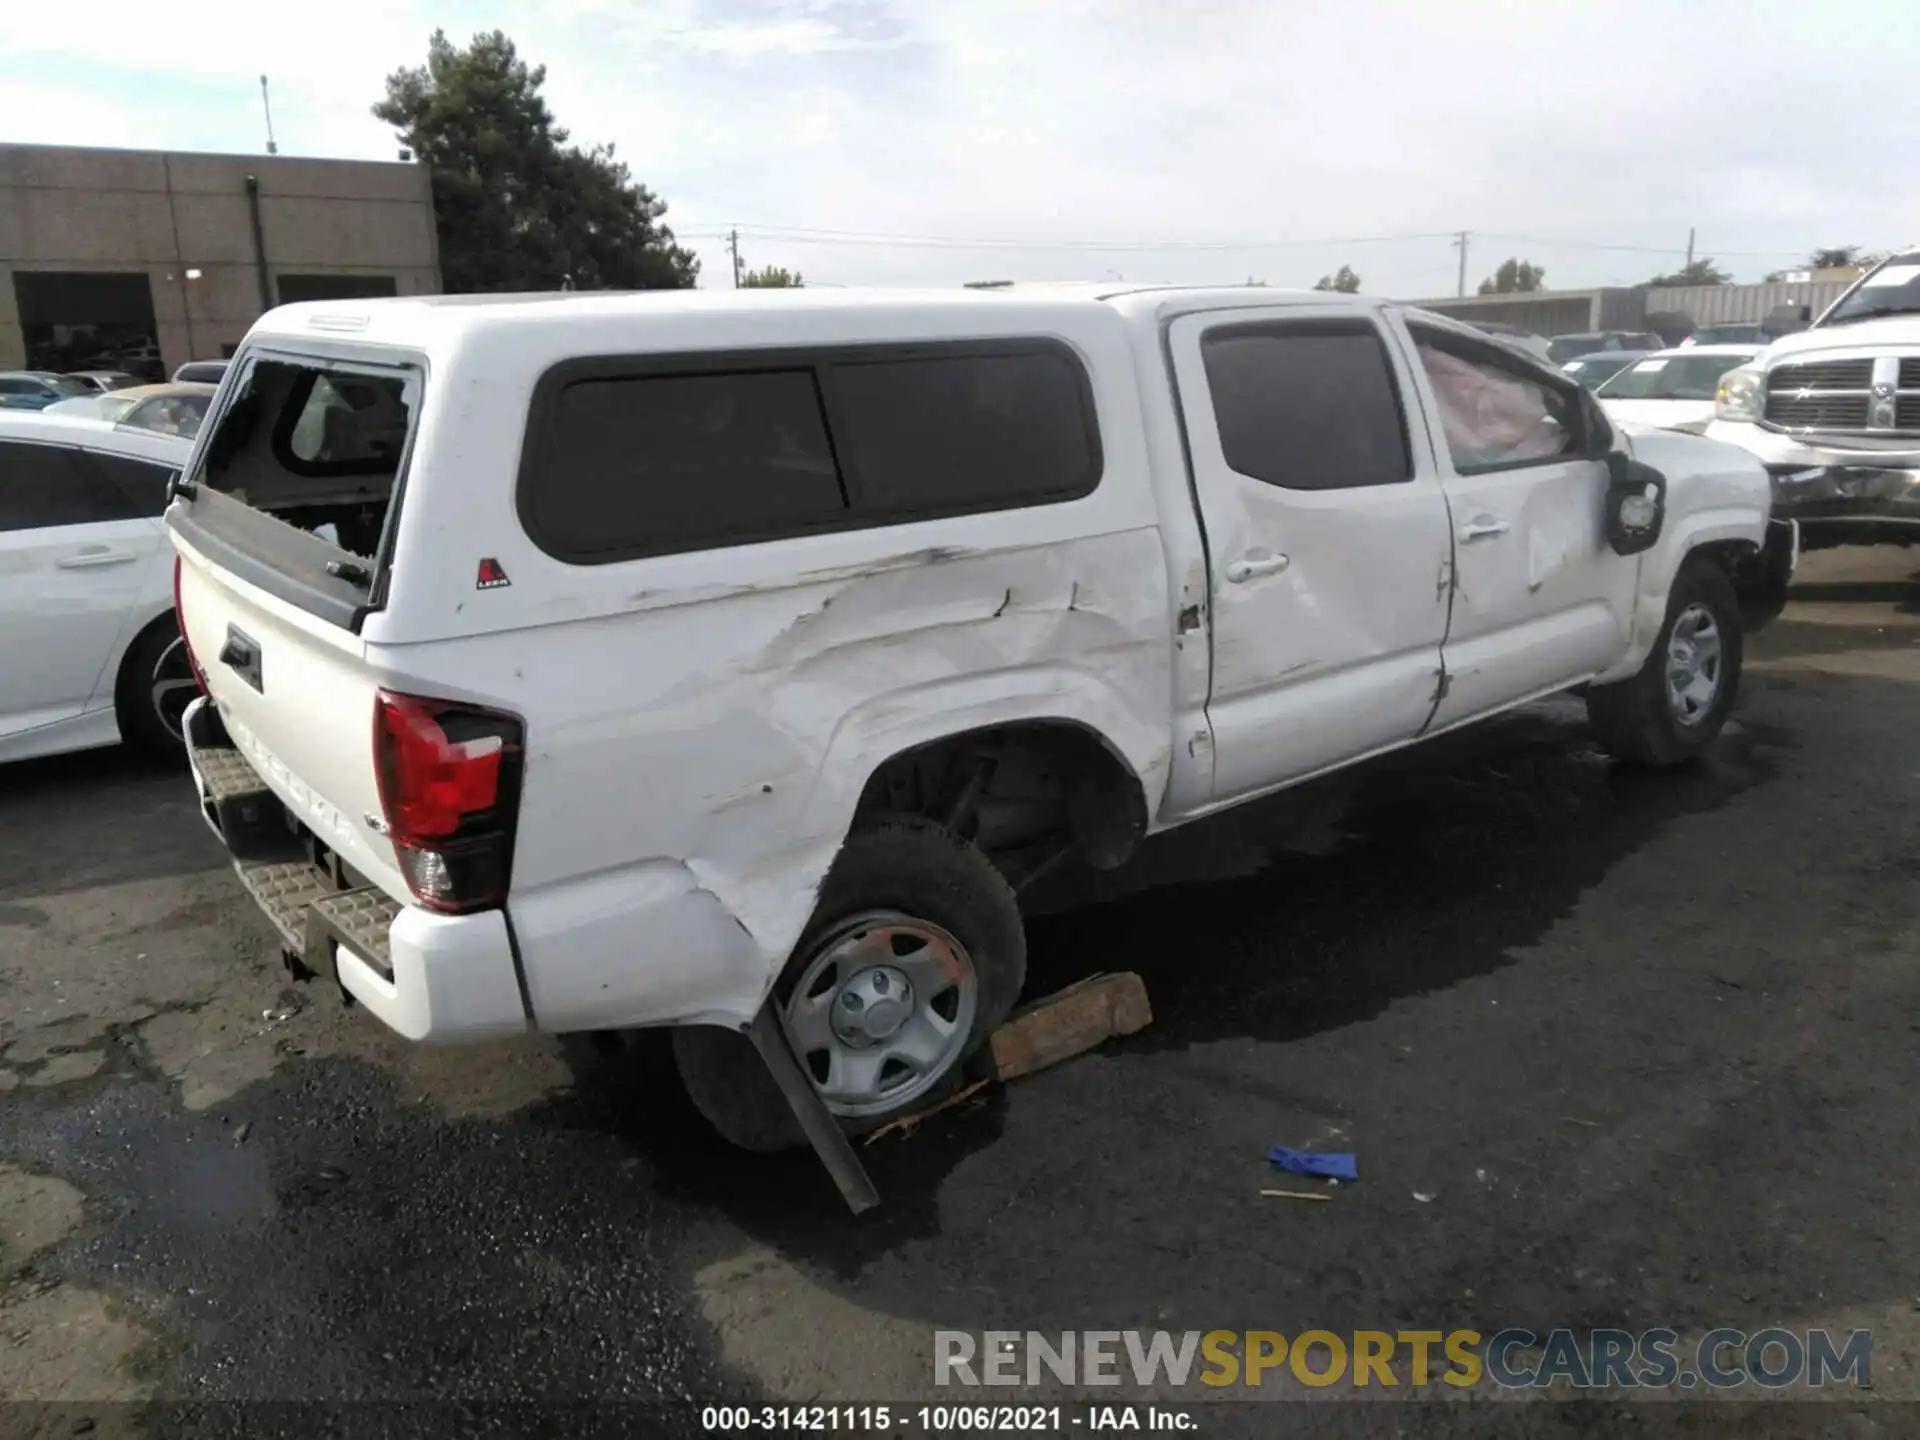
[0,413,196,765]
[1595,344,1767,434]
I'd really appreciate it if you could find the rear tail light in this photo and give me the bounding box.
[373,690,524,914]
[172,556,209,698]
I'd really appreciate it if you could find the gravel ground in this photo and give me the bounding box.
[2,548,1917,1439]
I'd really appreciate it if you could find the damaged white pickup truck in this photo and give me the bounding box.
[168,285,1790,1183]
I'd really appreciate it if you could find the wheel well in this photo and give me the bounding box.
[1688,533,1789,632]
[851,722,1148,877]
[113,608,179,699]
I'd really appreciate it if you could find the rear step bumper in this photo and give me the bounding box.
[184,696,528,1043]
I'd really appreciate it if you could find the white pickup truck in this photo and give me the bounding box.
[1706,245,1920,549]
[167,285,1788,1172]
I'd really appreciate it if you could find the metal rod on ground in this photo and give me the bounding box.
[747,1003,880,1215]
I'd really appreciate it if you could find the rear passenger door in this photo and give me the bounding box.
[1168,308,1456,802]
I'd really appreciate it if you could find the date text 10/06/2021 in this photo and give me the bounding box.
[702,1407,1193,1432]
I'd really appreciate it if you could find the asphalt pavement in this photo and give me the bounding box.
[3,548,1918,1438]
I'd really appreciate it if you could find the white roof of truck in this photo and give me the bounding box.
[244,284,1394,355]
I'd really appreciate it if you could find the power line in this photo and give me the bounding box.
[1477,231,1807,259]
[675,220,1817,262]
[711,222,1457,253]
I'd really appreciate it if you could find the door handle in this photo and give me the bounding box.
[1224,550,1291,584]
[55,547,137,570]
[1458,517,1511,543]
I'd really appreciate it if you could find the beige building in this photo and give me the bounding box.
[0,143,441,379]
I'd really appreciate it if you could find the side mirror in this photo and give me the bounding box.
[1604,451,1666,556]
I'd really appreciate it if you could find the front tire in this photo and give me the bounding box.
[674,815,1027,1153]
[114,618,196,763]
[1587,555,1744,767]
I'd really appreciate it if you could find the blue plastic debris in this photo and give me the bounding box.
[1269,1146,1358,1181]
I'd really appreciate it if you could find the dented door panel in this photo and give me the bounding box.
[1393,314,1638,730]
[1165,307,1455,806]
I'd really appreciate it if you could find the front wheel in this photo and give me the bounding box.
[674,815,1026,1153]
[1586,555,1744,767]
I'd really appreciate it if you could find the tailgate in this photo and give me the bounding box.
[174,527,405,902]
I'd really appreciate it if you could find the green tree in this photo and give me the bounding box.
[1313,265,1362,293]
[375,30,697,293]
[740,265,803,288]
[1644,258,1731,286]
[1806,246,1863,269]
[1477,258,1546,294]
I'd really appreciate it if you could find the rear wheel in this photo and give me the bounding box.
[114,618,195,762]
[674,815,1026,1152]
[1587,556,1743,767]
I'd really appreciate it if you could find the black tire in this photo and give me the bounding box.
[113,617,194,763]
[1587,555,1744,768]
[673,815,1027,1153]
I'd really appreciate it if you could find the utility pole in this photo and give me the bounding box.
[1453,231,1470,297]
[1685,227,1695,269]
[729,229,742,289]
[260,75,278,156]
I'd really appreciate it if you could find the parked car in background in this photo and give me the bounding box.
[42,383,217,438]
[1467,320,1555,364]
[1547,331,1665,364]
[0,372,93,411]
[1595,346,1766,433]
[169,286,1785,1157]
[1562,350,1660,390]
[172,360,229,385]
[0,413,195,764]
[66,370,140,393]
[1681,323,1771,347]
[1707,244,1920,549]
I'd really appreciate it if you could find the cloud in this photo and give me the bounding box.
[5,0,1918,293]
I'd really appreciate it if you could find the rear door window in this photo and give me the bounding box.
[84,452,176,518]
[1199,321,1412,490]
[0,441,138,531]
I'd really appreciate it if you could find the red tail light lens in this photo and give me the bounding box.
[172,556,209,698]
[373,691,523,913]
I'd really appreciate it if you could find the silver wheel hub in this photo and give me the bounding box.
[1665,602,1723,727]
[831,964,914,1044]
[150,636,198,741]
[784,911,978,1120]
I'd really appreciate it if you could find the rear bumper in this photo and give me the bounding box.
[184,696,528,1043]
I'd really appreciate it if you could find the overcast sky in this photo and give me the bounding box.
[4,0,1916,296]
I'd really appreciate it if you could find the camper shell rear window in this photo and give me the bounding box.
[168,345,422,630]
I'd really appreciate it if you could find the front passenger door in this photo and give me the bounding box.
[1400,319,1637,731]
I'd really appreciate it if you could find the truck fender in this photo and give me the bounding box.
[688,667,1171,1004]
